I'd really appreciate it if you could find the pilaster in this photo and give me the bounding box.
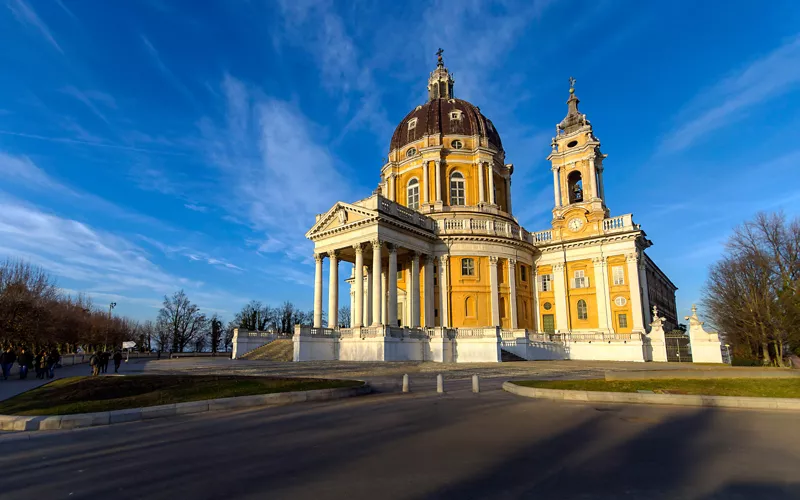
[489,256,500,326]
[327,250,339,328]
[553,262,569,332]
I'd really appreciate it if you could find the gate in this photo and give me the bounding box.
[665,333,692,362]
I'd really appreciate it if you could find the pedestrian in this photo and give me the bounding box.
[89,352,100,376]
[101,351,110,373]
[35,350,47,379]
[113,351,123,373]
[46,348,60,379]
[0,346,16,380]
[17,347,32,380]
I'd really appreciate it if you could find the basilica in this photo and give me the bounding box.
[293,53,678,363]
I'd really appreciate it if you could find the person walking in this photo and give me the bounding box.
[17,347,32,380]
[113,351,123,373]
[1,347,16,380]
[46,349,60,379]
[35,350,47,379]
[89,352,100,376]
[101,351,110,374]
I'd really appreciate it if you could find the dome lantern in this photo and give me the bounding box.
[427,48,454,101]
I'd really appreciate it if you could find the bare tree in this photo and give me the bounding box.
[209,314,223,354]
[156,290,207,353]
[338,306,351,328]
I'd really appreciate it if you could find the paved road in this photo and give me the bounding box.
[2,382,799,499]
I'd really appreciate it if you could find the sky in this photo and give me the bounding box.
[1,0,800,323]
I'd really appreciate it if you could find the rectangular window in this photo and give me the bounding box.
[520,265,527,282]
[573,270,587,289]
[461,258,475,276]
[397,264,403,281]
[618,313,628,329]
[613,266,625,285]
[540,274,552,292]
[433,265,438,286]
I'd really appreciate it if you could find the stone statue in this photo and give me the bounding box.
[572,183,583,202]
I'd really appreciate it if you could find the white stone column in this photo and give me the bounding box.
[626,253,645,332]
[422,161,429,206]
[593,257,611,333]
[477,161,485,204]
[439,255,450,327]
[532,267,540,332]
[588,157,598,199]
[353,244,363,327]
[411,252,421,328]
[506,177,513,215]
[508,258,518,329]
[553,262,569,332]
[388,245,398,326]
[381,270,387,325]
[371,239,382,326]
[487,163,496,205]
[489,256,500,326]
[327,250,339,328]
[434,160,442,204]
[552,168,561,207]
[388,175,395,202]
[364,267,372,326]
[313,253,324,328]
[639,260,652,328]
[424,254,435,327]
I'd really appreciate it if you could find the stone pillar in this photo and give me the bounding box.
[327,250,339,328]
[597,168,605,200]
[506,177,513,215]
[364,267,372,326]
[424,254,435,327]
[388,245,398,327]
[372,240,382,326]
[411,252,421,328]
[477,161,485,204]
[381,270,387,325]
[532,267,540,332]
[552,168,561,207]
[388,175,395,202]
[639,260,652,328]
[439,255,450,327]
[487,163,496,205]
[353,244,363,327]
[508,258,518,329]
[434,160,442,205]
[489,256,500,326]
[626,253,645,333]
[422,161,430,206]
[588,157,598,199]
[313,253,323,328]
[553,262,569,332]
[593,257,611,333]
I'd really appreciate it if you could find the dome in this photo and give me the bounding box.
[389,98,503,153]
[389,51,503,153]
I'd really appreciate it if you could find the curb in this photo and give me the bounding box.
[0,384,370,438]
[502,381,800,411]
[604,370,800,381]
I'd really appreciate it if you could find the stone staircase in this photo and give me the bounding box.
[501,348,527,362]
[240,339,294,362]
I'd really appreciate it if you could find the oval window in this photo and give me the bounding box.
[406,148,417,158]
[567,140,578,148]
[614,296,627,307]
[451,140,463,149]
[543,302,552,311]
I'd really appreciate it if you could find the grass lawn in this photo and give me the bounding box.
[514,379,800,398]
[0,375,363,416]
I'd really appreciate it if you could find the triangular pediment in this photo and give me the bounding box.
[306,202,378,238]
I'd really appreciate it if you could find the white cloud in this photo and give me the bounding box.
[7,0,63,54]
[61,86,117,123]
[183,203,208,212]
[660,34,800,153]
[140,35,197,105]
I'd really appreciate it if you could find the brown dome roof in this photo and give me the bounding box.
[389,98,503,153]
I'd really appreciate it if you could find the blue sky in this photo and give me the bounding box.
[2,0,800,323]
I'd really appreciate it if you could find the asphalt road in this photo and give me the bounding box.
[2,382,799,500]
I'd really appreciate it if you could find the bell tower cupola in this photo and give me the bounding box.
[428,48,454,100]
[547,77,609,233]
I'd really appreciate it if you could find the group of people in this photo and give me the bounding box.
[0,346,61,380]
[89,351,123,376]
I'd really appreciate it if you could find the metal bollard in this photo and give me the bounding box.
[472,374,480,393]
[437,374,444,393]
[402,374,410,393]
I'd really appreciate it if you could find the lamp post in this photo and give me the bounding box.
[105,302,116,351]
[725,344,732,365]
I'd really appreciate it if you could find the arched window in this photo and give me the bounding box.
[465,296,474,317]
[568,170,583,203]
[577,299,588,320]
[450,171,465,206]
[407,178,420,210]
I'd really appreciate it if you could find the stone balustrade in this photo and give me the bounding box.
[435,217,533,244]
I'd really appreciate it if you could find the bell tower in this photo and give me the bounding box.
[547,77,609,236]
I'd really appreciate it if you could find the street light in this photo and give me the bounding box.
[105,302,117,350]
[725,343,732,365]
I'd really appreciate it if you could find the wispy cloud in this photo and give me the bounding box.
[660,34,800,153]
[183,203,207,212]
[137,234,245,272]
[0,130,185,155]
[54,0,77,21]
[140,35,196,105]
[61,86,117,123]
[6,0,63,54]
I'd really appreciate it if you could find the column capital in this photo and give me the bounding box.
[314,253,324,263]
[625,252,639,263]
[412,250,421,259]
[328,250,338,260]
[425,254,436,265]
[489,256,499,266]
[371,238,382,248]
[438,254,449,266]
[508,258,516,267]
[592,256,607,266]
[353,243,363,255]
[387,243,397,255]
[552,262,565,272]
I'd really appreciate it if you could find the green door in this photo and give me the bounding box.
[542,314,555,333]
